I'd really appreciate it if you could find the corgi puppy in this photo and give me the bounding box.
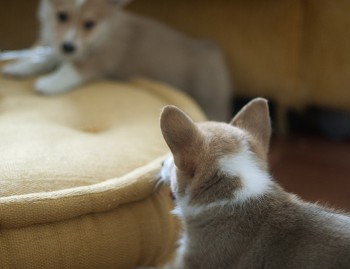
[155,98,350,269]
[2,0,232,120]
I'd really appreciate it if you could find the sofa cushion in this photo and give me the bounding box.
[0,74,205,269]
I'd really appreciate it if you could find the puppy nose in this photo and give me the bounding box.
[61,42,76,54]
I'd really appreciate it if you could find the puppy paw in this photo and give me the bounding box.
[35,75,63,95]
[35,63,83,95]
[2,60,35,78]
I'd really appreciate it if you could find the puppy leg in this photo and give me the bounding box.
[2,49,59,78]
[35,62,84,95]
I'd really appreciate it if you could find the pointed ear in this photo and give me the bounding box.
[160,106,202,172]
[230,98,271,155]
[108,0,133,6]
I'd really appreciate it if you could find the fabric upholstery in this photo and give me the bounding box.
[0,73,205,269]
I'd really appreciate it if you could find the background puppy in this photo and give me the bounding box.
[2,0,232,120]
[157,98,350,269]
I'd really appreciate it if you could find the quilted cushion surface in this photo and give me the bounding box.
[0,73,205,269]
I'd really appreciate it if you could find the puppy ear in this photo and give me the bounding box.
[160,106,202,172]
[230,98,271,155]
[108,0,133,6]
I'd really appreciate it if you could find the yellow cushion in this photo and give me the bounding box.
[0,74,205,268]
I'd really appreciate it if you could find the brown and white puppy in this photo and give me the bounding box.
[155,98,350,269]
[2,0,232,120]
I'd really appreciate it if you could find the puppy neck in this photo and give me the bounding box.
[173,142,274,220]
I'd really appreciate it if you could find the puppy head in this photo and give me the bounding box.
[160,98,271,206]
[48,0,132,59]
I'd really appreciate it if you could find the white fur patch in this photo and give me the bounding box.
[160,156,174,184]
[35,63,83,94]
[219,143,272,203]
[2,51,57,77]
[173,142,272,218]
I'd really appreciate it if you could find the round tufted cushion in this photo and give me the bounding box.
[0,73,205,269]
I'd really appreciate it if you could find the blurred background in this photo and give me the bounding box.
[1,0,349,210]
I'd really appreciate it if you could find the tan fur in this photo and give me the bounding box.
[154,98,350,269]
[160,106,243,204]
[230,98,271,163]
[50,0,114,58]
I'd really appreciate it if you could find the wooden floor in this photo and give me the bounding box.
[269,135,350,211]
